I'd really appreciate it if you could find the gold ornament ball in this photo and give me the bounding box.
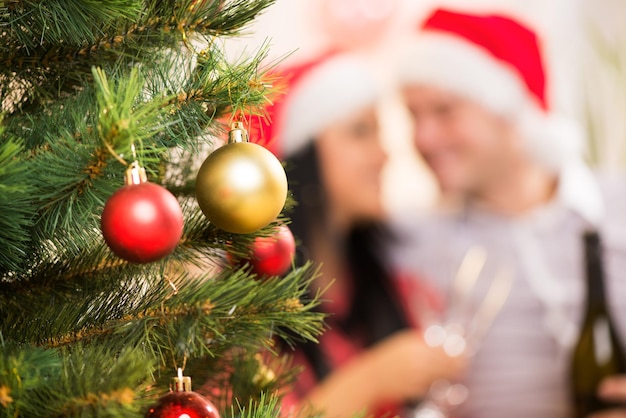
[196,142,288,234]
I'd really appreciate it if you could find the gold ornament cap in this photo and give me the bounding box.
[124,161,148,185]
[171,368,192,392]
[228,121,249,144]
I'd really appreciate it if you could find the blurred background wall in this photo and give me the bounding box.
[223,0,624,216]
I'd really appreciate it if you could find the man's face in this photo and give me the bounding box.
[403,84,523,196]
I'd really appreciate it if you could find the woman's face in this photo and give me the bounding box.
[315,106,387,226]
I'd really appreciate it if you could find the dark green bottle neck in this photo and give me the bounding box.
[584,230,608,312]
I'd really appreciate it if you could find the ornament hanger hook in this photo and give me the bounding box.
[228,121,249,144]
[171,366,192,392]
[130,142,138,160]
[124,160,147,185]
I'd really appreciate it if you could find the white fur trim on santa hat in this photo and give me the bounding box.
[279,55,380,157]
[398,32,584,171]
[398,32,530,117]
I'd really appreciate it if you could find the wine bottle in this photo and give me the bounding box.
[570,230,626,417]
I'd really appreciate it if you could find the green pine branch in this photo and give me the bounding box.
[1,0,275,108]
[0,1,325,416]
[1,41,275,270]
[0,198,296,340]
[226,392,283,418]
[0,255,324,363]
[0,342,156,418]
[0,264,324,416]
[0,343,62,418]
[0,127,35,272]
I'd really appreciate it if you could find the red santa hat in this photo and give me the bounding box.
[251,51,380,158]
[398,8,584,172]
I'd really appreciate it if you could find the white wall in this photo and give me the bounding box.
[579,0,626,171]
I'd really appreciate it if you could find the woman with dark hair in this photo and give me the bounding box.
[258,52,465,418]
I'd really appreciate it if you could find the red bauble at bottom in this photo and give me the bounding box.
[145,390,220,418]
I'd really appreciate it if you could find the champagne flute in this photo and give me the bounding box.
[410,245,514,418]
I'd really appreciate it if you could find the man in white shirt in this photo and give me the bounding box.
[389,8,626,418]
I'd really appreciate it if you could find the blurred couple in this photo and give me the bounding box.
[252,7,626,418]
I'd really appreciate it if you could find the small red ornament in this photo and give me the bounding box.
[230,224,296,277]
[101,161,184,264]
[146,369,220,418]
[249,224,296,277]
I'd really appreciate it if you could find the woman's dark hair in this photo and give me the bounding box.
[284,141,409,380]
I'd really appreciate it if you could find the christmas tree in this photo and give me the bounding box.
[0,1,325,417]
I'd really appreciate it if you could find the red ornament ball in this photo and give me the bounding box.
[101,182,183,263]
[145,390,220,418]
[238,224,296,277]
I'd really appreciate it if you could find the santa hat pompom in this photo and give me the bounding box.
[518,108,585,172]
